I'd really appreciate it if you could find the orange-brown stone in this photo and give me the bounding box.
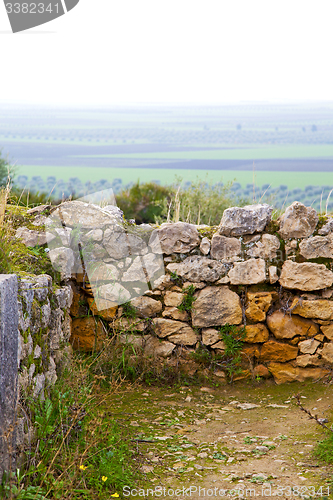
[260,341,298,362]
[70,316,106,352]
[245,292,273,322]
[244,324,269,343]
[267,311,319,339]
[87,297,117,321]
[268,362,330,384]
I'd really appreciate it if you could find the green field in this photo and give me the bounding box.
[17,165,333,191]
[76,144,333,160]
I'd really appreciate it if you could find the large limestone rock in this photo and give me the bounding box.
[321,342,333,364]
[279,261,333,291]
[278,202,318,239]
[268,362,329,384]
[267,311,319,339]
[244,324,269,343]
[130,296,162,317]
[299,234,333,259]
[260,341,298,362]
[92,282,131,306]
[167,256,228,283]
[228,259,266,285]
[291,297,333,320]
[298,338,320,354]
[246,234,280,260]
[320,324,333,340]
[70,316,106,351]
[210,234,241,261]
[50,200,122,229]
[86,262,119,283]
[218,204,273,237]
[103,226,147,260]
[245,292,273,322]
[149,222,200,254]
[191,286,242,327]
[152,318,198,345]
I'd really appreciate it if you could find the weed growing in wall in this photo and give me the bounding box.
[178,285,196,312]
[218,324,246,381]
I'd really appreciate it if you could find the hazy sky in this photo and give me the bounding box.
[1,0,333,106]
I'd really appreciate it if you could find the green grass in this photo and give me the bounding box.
[17,165,333,191]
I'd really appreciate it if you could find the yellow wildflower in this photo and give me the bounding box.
[102,476,108,482]
[79,465,87,470]
[111,494,119,498]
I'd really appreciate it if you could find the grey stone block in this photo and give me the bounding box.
[0,274,19,481]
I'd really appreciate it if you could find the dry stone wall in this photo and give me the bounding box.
[15,199,333,385]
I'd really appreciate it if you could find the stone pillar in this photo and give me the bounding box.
[0,275,19,481]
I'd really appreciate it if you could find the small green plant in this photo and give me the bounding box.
[217,323,246,382]
[314,432,333,464]
[122,302,137,319]
[178,285,196,312]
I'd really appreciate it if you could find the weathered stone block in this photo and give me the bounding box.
[267,311,319,339]
[152,318,198,345]
[298,338,320,354]
[228,259,266,285]
[218,204,273,237]
[167,256,228,283]
[278,202,318,239]
[321,342,333,364]
[191,286,242,327]
[244,324,269,343]
[279,261,333,291]
[291,298,333,320]
[260,341,298,362]
[299,234,333,259]
[130,296,162,317]
[210,234,241,261]
[245,292,273,322]
[246,234,280,260]
[268,362,329,384]
[149,222,200,254]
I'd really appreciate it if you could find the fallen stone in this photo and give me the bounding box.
[267,311,319,339]
[210,234,241,261]
[236,403,260,410]
[244,324,269,343]
[191,286,242,327]
[149,222,200,254]
[279,261,333,291]
[260,341,298,362]
[218,204,273,236]
[253,364,270,378]
[115,317,147,332]
[144,336,176,357]
[228,259,266,285]
[245,292,273,322]
[298,338,320,355]
[299,234,333,259]
[278,202,319,239]
[246,234,280,260]
[268,362,329,384]
[291,298,333,320]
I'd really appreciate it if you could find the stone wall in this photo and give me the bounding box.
[16,199,333,385]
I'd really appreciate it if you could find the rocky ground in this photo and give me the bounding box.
[102,380,333,499]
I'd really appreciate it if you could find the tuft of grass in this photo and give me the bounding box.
[178,285,196,312]
[314,432,333,464]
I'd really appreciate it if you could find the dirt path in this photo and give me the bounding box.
[105,380,333,499]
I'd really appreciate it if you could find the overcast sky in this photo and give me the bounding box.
[0,0,333,106]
